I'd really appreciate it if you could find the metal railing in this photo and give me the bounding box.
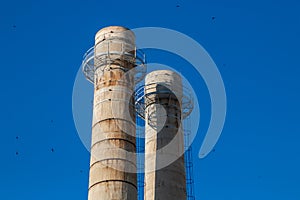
[134,82,194,121]
[81,39,146,84]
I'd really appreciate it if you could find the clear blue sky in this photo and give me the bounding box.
[1,0,300,199]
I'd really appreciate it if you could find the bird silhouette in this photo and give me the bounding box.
[51,148,54,152]
[176,5,180,8]
[16,151,19,155]
[16,136,19,139]
[13,25,16,28]
[212,16,216,20]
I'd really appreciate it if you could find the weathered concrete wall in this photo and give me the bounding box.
[88,26,137,200]
[144,70,187,200]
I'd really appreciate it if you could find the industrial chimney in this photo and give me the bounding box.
[85,26,142,200]
[143,70,187,200]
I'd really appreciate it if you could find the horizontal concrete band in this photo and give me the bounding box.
[93,89,134,100]
[95,44,135,54]
[88,181,137,200]
[91,131,136,146]
[92,118,135,129]
[91,137,136,149]
[93,99,134,110]
[89,180,137,191]
[89,161,136,177]
[94,80,134,88]
[95,36,135,46]
[90,138,136,153]
[89,163,136,186]
[93,85,134,95]
[90,144,136,165]
[93,95,134,108]
[90,158,137,169]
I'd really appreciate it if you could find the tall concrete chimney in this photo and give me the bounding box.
[88,26,137,200]
[143,70,187,200]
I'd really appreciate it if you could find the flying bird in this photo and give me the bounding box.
[16,151,19,155]
[51,148,54,152]
[16,136,19,139]
[212,16,216,20]
[176,5,180,8]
